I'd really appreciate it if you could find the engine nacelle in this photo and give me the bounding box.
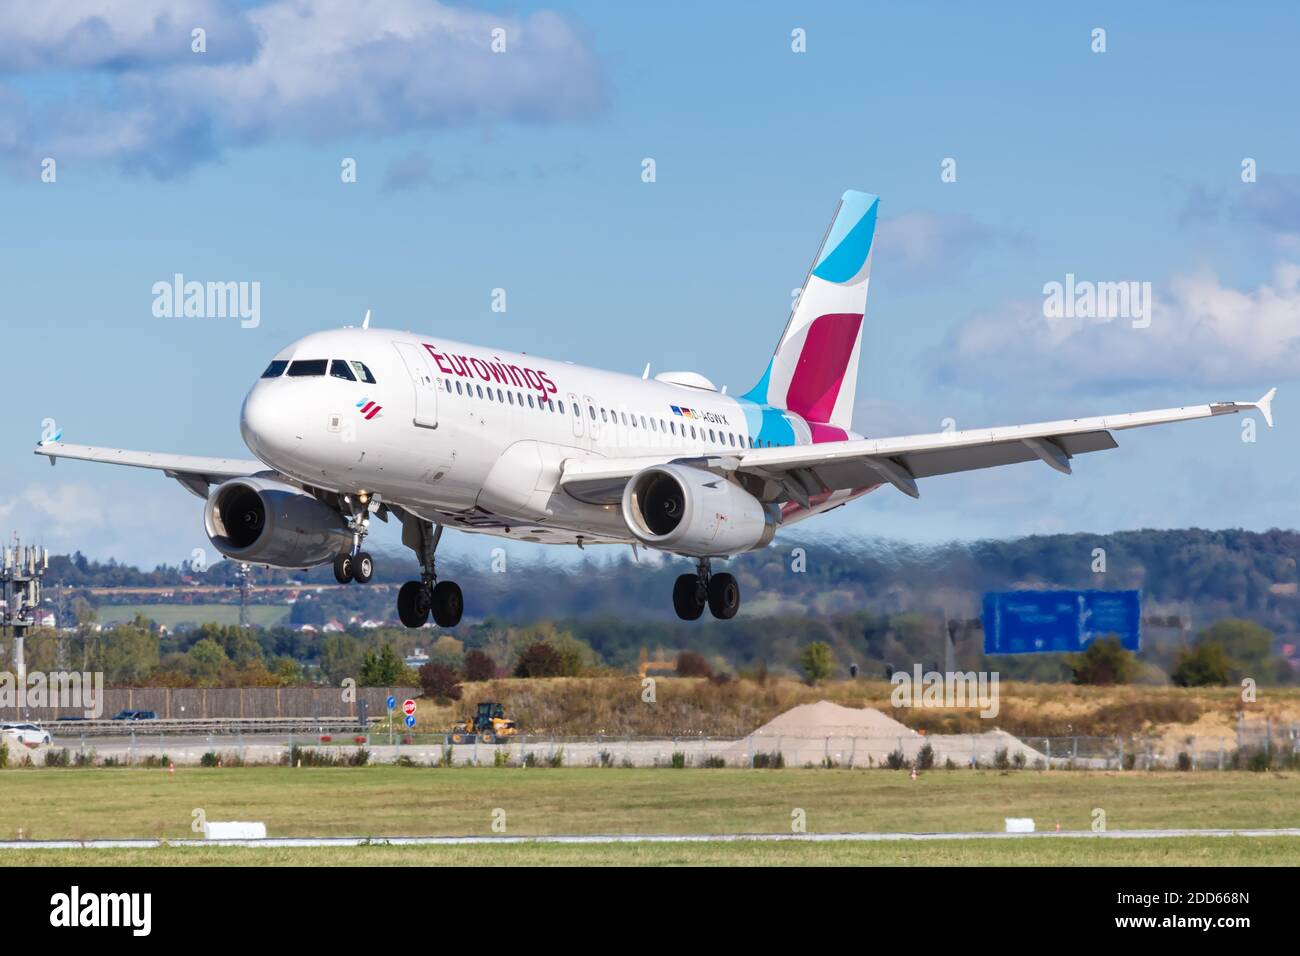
[204,477,351,568]
[621,463,778,557]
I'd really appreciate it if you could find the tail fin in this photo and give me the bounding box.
[743,190,878,434]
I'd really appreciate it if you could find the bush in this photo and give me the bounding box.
[670,751,686,769]
[1171,642,1233,687]
[513,642,567,678]
[993,748,1010,770]
[752,751,785,769]
[885,749,909,770]
[916,743,935,770]
[675,651,712,678]
[200,751,221,768]
[74,749,95,767]
[1176,751,1194,771]
[493,749,510,767]
[1012,751,1027,770]
[0,741,8,769]
[141,754,170,768]
[798,642,835,685]
[463,649,497,682]
[44,749,70,768]
[418,662,463,704]
[1068,636,1138,685]
[701,755,726,768]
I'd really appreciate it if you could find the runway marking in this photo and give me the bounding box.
[2,828,1299,850]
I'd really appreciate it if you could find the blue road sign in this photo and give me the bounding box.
[386,696,396,711]
[982,589,1141,655]
[404,714,416,729]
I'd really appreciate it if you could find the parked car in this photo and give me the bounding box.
[110,710,158,721]
[1,723,53,747]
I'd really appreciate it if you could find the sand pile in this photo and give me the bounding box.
[725,700,1047,769]
[749,700,916,739]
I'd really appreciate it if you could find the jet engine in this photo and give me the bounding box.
[621,463,778,557]
[204,477,351,568]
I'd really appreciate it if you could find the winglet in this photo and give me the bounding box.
[362,309,372,330]
[1256,387,1276,428]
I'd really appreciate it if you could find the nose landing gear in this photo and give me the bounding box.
[396,516,463,628]
[672,558,740,621]
[333,493,375,584]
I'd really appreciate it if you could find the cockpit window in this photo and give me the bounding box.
[261,360,288,378]
[351,361,377,384]
[329,360,356,381]
[286,359,328,377]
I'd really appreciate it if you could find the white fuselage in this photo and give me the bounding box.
[240,327,868,547]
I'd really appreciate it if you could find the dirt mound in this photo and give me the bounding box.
[748,700,916,738]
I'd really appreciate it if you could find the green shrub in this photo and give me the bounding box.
[752,751,784,769]
[1012,751,1027,770]
[43,748,70,768]
[200,751,221,768]
[1176,751,1193,772]
[993,748,1011,770]
[670,751,686,769]
[701,755,727,768]
[74,749,95,767]
[0,741,8,769]
[885,749,908,770]
[916,743,935,770]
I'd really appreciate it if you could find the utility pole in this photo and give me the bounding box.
[236,562,253,628]
[1,536,50,720]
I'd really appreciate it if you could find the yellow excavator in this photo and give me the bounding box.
[449,702,518,744]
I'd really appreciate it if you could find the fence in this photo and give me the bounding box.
[7,686,418,722]
[13,725,1298,770]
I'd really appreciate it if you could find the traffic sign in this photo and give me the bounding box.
[402,699,416,717]
[404,714,416,729]
[385,696,396,711]
[982,589,1141,655]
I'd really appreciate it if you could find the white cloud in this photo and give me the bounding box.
[874,210,1013,284]
[931,263,1300,391]
[0,0,604,176]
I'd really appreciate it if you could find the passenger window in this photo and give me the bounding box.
[350,362,377,384]
[601,408,608,422]
[330,360,356,381]
[456,381,463,395]
[559,401,565,414]
[728,433,736,447]
[588,405,595,419]
[287,359,328,377]
[261,360,288,378]
[507,391,514,406]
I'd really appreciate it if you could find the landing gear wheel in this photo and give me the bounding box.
[352,551,374,584]
[707,572,740,619]
[332,553,353,584]
[673,573,706,621]
[430,580,464,628]
[397,580,429,628]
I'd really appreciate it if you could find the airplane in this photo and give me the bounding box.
[35,190,1277,628]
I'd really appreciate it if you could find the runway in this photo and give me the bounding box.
[3,828,1299,850]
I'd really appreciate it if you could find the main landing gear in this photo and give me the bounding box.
[673,558,740,621]
[396,517,463,629]
[333,493,374,584]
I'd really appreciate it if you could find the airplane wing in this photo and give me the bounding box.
[560,390,1277,507]
[34,441,272,499]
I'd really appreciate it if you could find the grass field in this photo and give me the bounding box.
[1,766,1297,845]
[1,836,1296,867]
[97,603,289,628]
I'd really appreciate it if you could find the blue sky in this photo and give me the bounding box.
[0,0,1297,567]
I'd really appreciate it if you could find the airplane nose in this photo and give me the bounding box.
[240,384,285,464]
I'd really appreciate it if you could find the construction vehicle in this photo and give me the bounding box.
[448,702,518,744]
